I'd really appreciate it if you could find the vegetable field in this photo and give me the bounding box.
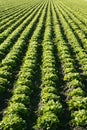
[0,0,87,129]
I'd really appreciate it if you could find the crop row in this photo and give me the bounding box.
[53,2,87,79]
[58,0,87,19]
[0,6,27,27]
[52,1,87,127]
[0,2,45,98]
[0,1,43,43]
[0,2,44,61]
[0,2,28,21]
[0,6,31,33]
[59,3,87,28]
[0,0,87,129]
[0,0,33,20]
[0,0,41,32]
[0,2,47,129]
[0,4,31,26]
[57,4,87,51]
[35,3,63,130]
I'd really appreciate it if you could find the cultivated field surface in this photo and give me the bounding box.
[0,0,87,129]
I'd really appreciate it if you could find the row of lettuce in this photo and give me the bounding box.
[0,2,43,61]
[58,0,87,23]
[34,3,63,130]
[0,2,47,130]
[0,5,30,33]
[52,0,87,127]
[0,0,87,129]
[54,2,87,84]
[0,0,39,21]
[0,1,45,97]
[57,2,87,52]
[0,1,42,44]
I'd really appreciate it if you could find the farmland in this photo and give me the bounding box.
[0,0,87,129]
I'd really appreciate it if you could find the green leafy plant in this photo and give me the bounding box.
[68,96,87,110]
[34,112,60,130]
[0,114,26,130]
[10,94,30,105]
[5,103,29,118]
[71,110,87,126]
